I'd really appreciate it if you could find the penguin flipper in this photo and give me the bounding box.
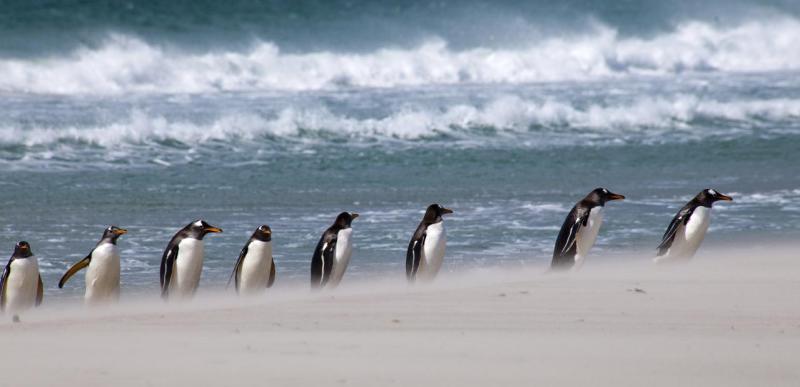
[0,258,12,311]
[657,206,695,256]
[551,206,588,269]
[228,245,248,291]
[36,275,44,307]
[310,236,327,288]
[311,231,337,288]
[267,260,276,288]
[406,228,426,281]
[160,244,179,298]
[58,255,91,288]
[322,240,336,286]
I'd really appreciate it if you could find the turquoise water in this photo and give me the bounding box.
[0,1,798,298]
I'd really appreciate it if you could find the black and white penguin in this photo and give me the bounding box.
[655,189,733,263]
[58,226,127,305]
[406,204,453,283]
[310,212,358,289]
[228,225,276,295]
[551,188,625,270]
[160,220,223,300]
[0,242,43,317]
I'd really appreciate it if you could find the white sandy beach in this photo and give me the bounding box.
[1,245,798,386]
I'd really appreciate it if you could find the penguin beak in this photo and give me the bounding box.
[717,193,733,201]
[113,228,128,236]
[204,226,223,233]
[350,213,360,220]
[442,208,454,214]
[608,193,626,201]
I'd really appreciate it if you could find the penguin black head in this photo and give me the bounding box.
[13,241,33,258]
[423,203,454,224]
[333,212,359,229]
[585,187,626,206]
[695,189,733,207]
[185,220,223,239]
[102,226,128,244]
[253,225,272,242]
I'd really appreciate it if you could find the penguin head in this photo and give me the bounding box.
[186,220,223,239]
[587,188,626,206]
[423,203,454,223]
[334,212,359,229]
[13,241,33,258]
[102,226,128,243]
[697,189,733,206]
[253,225,272,242]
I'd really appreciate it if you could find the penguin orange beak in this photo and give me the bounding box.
[442,208,454,214]
[718,193,733,201]
[204,226,223,233]
[608,193,626,201]
[350,213,359,220]
[113,228,128,235]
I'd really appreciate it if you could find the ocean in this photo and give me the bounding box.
[0,0,798,299]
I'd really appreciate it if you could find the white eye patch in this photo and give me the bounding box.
[708,189,717,195]
[194,220,203,227]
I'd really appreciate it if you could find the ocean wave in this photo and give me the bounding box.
[1,95,798,155]
[2,18,800,95]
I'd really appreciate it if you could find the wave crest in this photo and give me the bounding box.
[1,95,798,150]
[2,18,800,94]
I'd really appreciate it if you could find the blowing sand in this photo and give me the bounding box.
[1,245,798,386]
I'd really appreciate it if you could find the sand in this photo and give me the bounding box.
[1,245,798,386]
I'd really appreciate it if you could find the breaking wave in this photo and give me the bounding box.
[1,95,798,152]
[2,18,800,95]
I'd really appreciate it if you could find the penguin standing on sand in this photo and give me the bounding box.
[655,189,733,263]
[406,204,453,283]
[310,212,358,289]
[551,188,625,270]
[1,241,43,318]
[228,225,276,295]
[160,220,223,300]
[58,226,127,305]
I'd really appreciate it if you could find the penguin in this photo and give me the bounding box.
[228,225,276,295]
[551,188,625,270]
[0,241,44,318]
[655,189,733,263]
[159,220,223,300]
[58,226,127,305]
[310,212,358,289]
[406,204,453,283]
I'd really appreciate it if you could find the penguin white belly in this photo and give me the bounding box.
[4,257,40,313]
[84,243,120,305]
[574,207,603,269]
[238,240,273,295]
[171,238,204,299]
[418,221,446,282]
[665,207,711,261]
[328,228,353,287]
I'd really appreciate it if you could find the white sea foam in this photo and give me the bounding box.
[1,18,800,95]
[0,95,797,152]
